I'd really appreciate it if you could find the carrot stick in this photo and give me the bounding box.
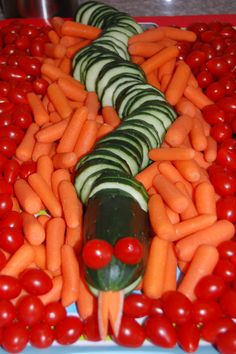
[148,193,176,240]
[50,16,64,36]
[1,244,35,277]
[146,70,161,90]
[11,197,21,212]
[149,147,195,161]
[204,135,217,163]
[175,181,198,220]
[131,55,145,65]
[33,244,46,269]
[129,27,165,44]
[163,26,197,42]
[165,61,191,106]
[135,162,159,190]
[51,168,71,200]
[108,290,124,338]
[175,97,198,118]
[44,43,67,59]
[140,46,179,75]
[143,236,169,299]
[74,119,98,159]
[184,85,214,109]
[59,56,71,74]
[190,117,208,151]
[41,63,68,81]
[32,141,54,162]
[194,182,217,215]
[153,174,189,213]
[85,92,100,120]
[61,244,80,307]
[162,242,177,293]
[36,155,54,188]
[175,220,235,262]
[15,123,39,162]
[165,205,180,224]
[66,224,83,253]
[52,151,77,169]
[128,41,165,58]
[39,275,63,305]
[164,114,193,147]
[60,35,82,47]
[102,106,121,128]
[66,39,92,59]
[37,214,50,228]
[177,245,219,301]
[58,180,83,229]
[47,83,73,119]
[98,291,110,340]
[96,123,114,140]
[173,159,201,183]
[61,20,101,39]
[57,106,88,153]
[48,30,60,44]
[28,173,62,217]
[76,272,96,320]
[57,77,87,103]
[46,217,65,273]
[22,212,46,246]
[158,57,176,81]
[193,151,211,169]
[27,93,50,126]
[35,118,69,143]
[14,178,44,214]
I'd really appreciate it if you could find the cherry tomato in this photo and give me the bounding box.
[209,166,236,196]
[16,295,44,326]
[1,322,28,353]
[0,194,13,215]
[0,210,23,229]
[20,268,53,296]
[197,70,213,88]
[0,226,23,254]
[145,314,177,348]
[33,78,49,95]
[216,330,236,354]
[192,299,222,324]
[220,288,236,317]
[114,237,143,265]
[0,113,12,127]
[82,239,113,269]
[150,298,164,316]
[18,56,41,77]
[12,108,32,129]
[177,321,200,353]
[161,290,193,324]
[216,196,236,222]
[194,274,226,300]
[218,96,236,113]
[0,299,15,327]
[30,39,45,57]
[206,82,226,101]
[55,316,83,345]
[214,259,236,282]
[0,152,7,172]
[0,81,10,97]
[201,317,236,343]
[211,123,232,143]
[0,275,21,300]
[219,76,236,95]
[30,322,54,349]
[114,315,145,348]
[0,250,7,271]
[0,125,24,145]
[43,301,67,327]
[200,43,216,60]
[217,147,236,171]
[4,159,20,184]
[123,293,152,318]
[0,102,14,115]
[218,240,236,260]
[212,36,226,53]
[83,315,101,341]
[0,179,13,195]
[8,87,28,104]
[200,30,216,43]
[206,57,230,76]
[0,66,26,82]
[185,50,206,70]
[202,104,225,125]
[19,160,37,179]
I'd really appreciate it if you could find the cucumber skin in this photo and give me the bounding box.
[83,190,150,291]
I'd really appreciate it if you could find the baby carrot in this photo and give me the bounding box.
[165,61,191,106]
[129,27,165,44]
[33,244,46,269]
[28,173,62,217]
[135,161,159,190]
[158,57,176,81]
[76,272,96,320]
[164,114,193,147]
[58,77,87,102]
[165,205,180,224]
[60,35,82,47]
[190,117,208,152]
[96,123,114,140]
[14,178,44,214]
[153,174,189,213]
[175,97,198,118]
[1,244,35,277]
[143,236,169,299]
[178,244,219,301]
[66,39,91,58]
[173,159,201,183]
[149,147,195,161]
[148,193,176,240]
[146,70,161,90]
[32,141,54,162]
[51,168,71,200]
[36,155,54,188]
[48,29,60,44]
[41,63,68,81]
[163,26,197,42]
[162,242,177,293]
[46,217,65,273]
[47,83,73,119]
[61,244,80,307]
[102,106,121,128]
[175,181,198,220]
[61,20,101,39]
[49,112,62,123]
[74,119,98,159]
[52,151,78,169]
[44,43,67,59]
[85,92,100,120]
[27,93,50,126]
[194,181,217,215]
[58,180,83,229]
[37,214,50,229]
[128,41,165,58]
[131,55,145,65]
[35,118,69,143]
[57,106,88,153]
[16,123,39,162]
[193,151,211,170]
[175,220,235,262]
[184,85,214,109]
[50,16,64,36]
[140,46,179,75]
[39,275,63,305]
[22,212,46,246]
[204,135,217,163]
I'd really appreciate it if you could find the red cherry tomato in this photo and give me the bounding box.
[218,96,236,113]
[217,240,236,260]
[200,30,216,43]
[197,70,213,88]
[0,113,12,127]
[114,315,146,348]
[216,330,236,354]
[0,210,22,229]
[4,159,20,184]
[0,226,23,254]
[0,194,13,216]
[217,147,236,171]
[202,104,225,125]
[0,66,26,82]
[43,301,67,327]
[220,288,236,317]
[216,196,236,222]
[82,239,113,269]
[123,293,152,318]
[0,125,24,145]
[12,108,32,129]
[30,322,55,349]
[0,179,13,195]
[206,82,226,101]
[18,56,41,77]
[19,160,37,179]
[201,317,236,343]
[185,50,206,70]
[114,237,143,265]
[145,314,177,348]
[211,123,232,143]
[1,322,28,353]
[161,290,193,324]
[0,250,7,271]
[0,299,15,327]
[0,275,21,300]
[0,81,10,97]
[192,298,222,325]
[20,268,53,296]
[16,295,44,326]
[150,298,164,316]
[219,76,236,95]
[177,321,200,353]
[55,316,83,345]
[194,274,226,300]
[30,39,45,57]
[15,35,30,51]
[83,315,101,341]
[214,259,236,282]
[33,78,49,95]
[206,57,230,76]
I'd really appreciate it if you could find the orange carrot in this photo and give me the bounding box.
[162,242,177,292]
[175,181,198,220]
[46,217,65,273]
[66,224,83,253]
[39,275,63,305]
[50,16,64,36]
[22,212,46,246]
[14,178,44,214]
[52,151,77,169]
[11,197,21,212]
[36,155,54,188]
[131,55,145,65]
[47,82,73,119]
[158,57,176,81]
[76,272,96,320]
[37,214,50,229]
[1,244,35,277]
[175,97,198,118]
[35,118,69,143]
[193,151,211,169]
[128,41,165,58]
[146,70,161,90]
[66,39,92,58]
[59,56,71,74]
[143,236,169,299]
[74,119,98,159]
[57,106,88,153]
[184,85,214,109]
[194,181,217,215]
[16,123,39,162]
[165,114,193,147]
[96,123,114,140]
[129,27,165,44]
[85,92,100,120]
[173,159,201,183]
[102,106,121,128]
[33,244,46,269]
[163,26,197,42]
[32,141,54,162]
[28,173,62,217]
[135,161,159,190]
[58,180,83,229]
[190,117,208,151]
[178,245,219,301]
[61,20,101,39]
[51,168,71,199]
[204,135,217,162]
[165,61,191,106]
[140,46,179,75]
[41,63,68,81]
[188,73,199,88]
[165,205,180,224]
[57,77,87,102]
[107,290,124,338]
[153,174,189,213]
[44,43,67,59]
[27,92,50,126]
[175,220,235,262]
[149,147,195,161]
[148,193,176,240]
[48,30,60,44]
[60,35,82,47]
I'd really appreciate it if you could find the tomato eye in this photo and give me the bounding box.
[114,237,143,265]
[82,239,113,269]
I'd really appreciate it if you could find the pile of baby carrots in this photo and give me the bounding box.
[0,15,235,334]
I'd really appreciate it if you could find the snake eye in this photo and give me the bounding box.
[82,239,113,269]
[114,237,143,265]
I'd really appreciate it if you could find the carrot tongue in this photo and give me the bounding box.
[98,290,124,340]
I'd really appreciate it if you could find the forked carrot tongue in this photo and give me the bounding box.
[98,290,124,340]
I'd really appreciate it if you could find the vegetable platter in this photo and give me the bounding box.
[0,1,236,353]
